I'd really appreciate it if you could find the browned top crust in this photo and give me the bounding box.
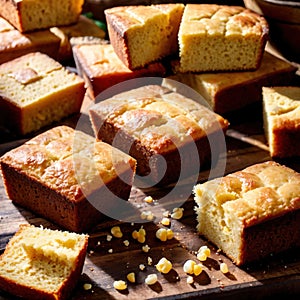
[90,85,229,153]
[194,161,300,227]
[0,126,136,202]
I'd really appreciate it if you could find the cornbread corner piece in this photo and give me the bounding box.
[0,16,61,65]
[0,52,85,135]
[0,224,88,300]
[0,0,84,32]
[263,86,300,158]
[104,3,184,69]
[0,125,137,232]
[89,85,229,186]
[193,161,300,266]
[166,52,297,114]
[72,41,166,99]
[178,4,269,72]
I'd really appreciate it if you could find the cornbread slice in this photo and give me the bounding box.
[72,40,166,99]
[193,161,300,266]
[105,3,184,69]
[263,86,300,158]
[0,0,84,32]
[89,85,228,186]
[0,126,136,232]
[0,224,88,300]
[178,4,269,72]
[0,52,85,135]
[165,52,297,114]
[0,16,61,64]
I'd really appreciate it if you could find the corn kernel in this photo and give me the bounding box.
[140,210,155,221]
[113,280,127,290]
[193,264,203,276]
[220,262,229,274]
[171,207,184,220]
[183,259,196,274]
[132,227,146,243]
[83,283,92,290]
[145,274,158,285]
[106,234,112,241]
[127,272,136,283]
[161,217,170,226]
[186,275,194,284]
[156,228,174,242]
[111,226,123,238]
[144,196,154,203]
[156,257,173,274]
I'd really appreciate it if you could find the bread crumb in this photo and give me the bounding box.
[106,234,112,241]
[123,240,130,247]
[142,244,150,253]
[139,264,146,271]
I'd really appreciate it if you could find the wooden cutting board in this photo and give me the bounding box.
[0,108,300,300]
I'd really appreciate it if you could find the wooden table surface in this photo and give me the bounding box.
[1,49,300,299]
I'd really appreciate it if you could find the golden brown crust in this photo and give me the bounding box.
[72,42,166,99]
[0,126,136,232]
[194,161,300,265]
[89,85,228,185]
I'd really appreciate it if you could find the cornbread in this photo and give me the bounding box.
[89,85,229,186]
[193,161,300,266]
[178,4,269,72]
[0,16,61,64]
[0,224,88,300]
[165,52,297,114]
[263,86,300,158]
[0,52,85,135]
[72,41,166,99]
[0,0,84,32]
[0,126,136,232]
[105,3,184,69]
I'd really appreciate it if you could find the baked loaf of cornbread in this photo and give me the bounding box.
[0,0,84,32]
[105,3,184,69]
[89,85,229,186]
[0,52,85,135]
[263,86,300,158]
[166,52,297,114]
[193,161,300,266]
[72,40,166,99]
[0,224,88,300]
[0,16,61,64]
[0,126,136,232]
[178,4,269,72]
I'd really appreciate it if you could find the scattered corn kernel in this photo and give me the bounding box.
[108,248,113,253]
[111,226,123,238]
[193,264,203,276]
[139,264,146,271]
[127,272,136,283]
[106,234,112,241]
[186,276,194,284]
[142,244,150,253]
[161,217,170,226]
[144,196,154,203]
[156,257,172,274]
[145,274,158,285]
[220,262,229,274]
[171,207,184,220]
[140,210,155,221]
[123,240,130,247]
[132,227,146,243]
[183,259,196,274]
[156,228,174,242]
[83,283,92,290]
[113,280,127,290]
[163,210,170,217]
